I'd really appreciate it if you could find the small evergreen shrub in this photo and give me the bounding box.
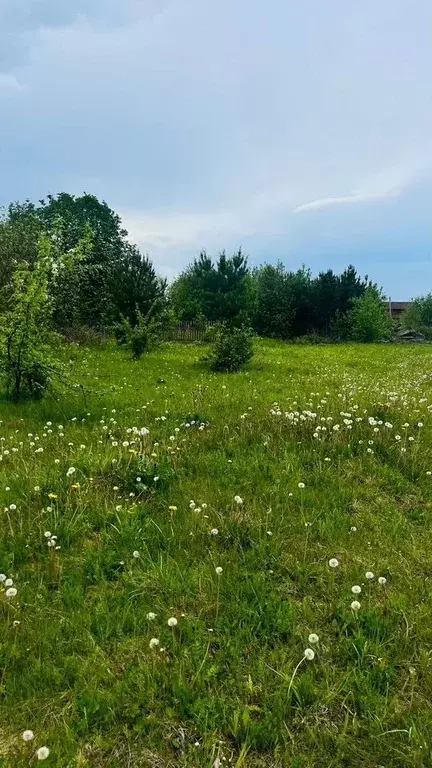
[115,308,161,360]
[210,325,254,372]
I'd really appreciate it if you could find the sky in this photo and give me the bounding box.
[0,0,431,297]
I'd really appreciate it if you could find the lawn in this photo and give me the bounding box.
[1,340,432,767]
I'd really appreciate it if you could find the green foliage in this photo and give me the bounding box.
[252,262,295,338]
[0,237,62,401]
[170,249,251,324]
[250,263,371,339]
[402,293,432,331]
[115,303,164,359]
[348,287,393,342]
[210,324,254,372]
[1,194,166,333]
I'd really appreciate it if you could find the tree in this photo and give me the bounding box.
[1,193,165,333]
[348,287,393,342]
[170,248,252,325]
[111,244,167,326]
[0,203,42,291]
[252,263,295,338]
[402,294,432,331]
[0,237,62,401]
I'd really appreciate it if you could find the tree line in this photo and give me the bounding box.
[0,192,402,344]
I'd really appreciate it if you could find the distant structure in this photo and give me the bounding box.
[388,299,411,320]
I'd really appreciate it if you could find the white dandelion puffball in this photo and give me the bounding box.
[66,466,76,476]
[329,558,339,568]
[365,571,375,580]
[351,585,361,594]
[304,648,315,660]
[215,566,223,575]
[44,531,51,538]
[308,633,319,644]
[36,746,50,760]
[132,551,140,558]
[22,730,34,742]
[298,482,305,489]
[167,617,178,627]
[6,587,17,597]
[378,576,387,585]
[210,528,219,536]
[5,578,13,587]
[234,495,243,505]
[9,504,16,511]
[146,612,157,620]
[149,637,160,649]
[350,600,361,611]
[0,574,6,582]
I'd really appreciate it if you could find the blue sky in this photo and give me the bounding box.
[0,0,431,297]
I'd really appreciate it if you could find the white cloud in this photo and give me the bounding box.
[0,73,23,91]
[120,210,240,251]
[294,190,396,213]
[294,155,432,214]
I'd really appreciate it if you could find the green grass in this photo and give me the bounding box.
[1,340,432,767]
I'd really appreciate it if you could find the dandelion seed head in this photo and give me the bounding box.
[350,600,361,611]
[308,633,319,644]
[351,585,361,594]
[36,746,50,760]
[149,638,160,649]
[304,648,315,660]
[328,558,339,568]
[167,617,178,627]
[22,730,34,742]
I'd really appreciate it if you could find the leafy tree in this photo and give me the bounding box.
[0,203,42,291]
[348,287,393,342]
[0,237,62,401]
[252,263,295,338]
[1,193,166,333]
[402,294,432,331]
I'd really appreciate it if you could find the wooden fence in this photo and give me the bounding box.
[162,322,217,342]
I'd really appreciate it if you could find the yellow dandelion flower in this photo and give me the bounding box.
[151,452,157,458]
[168,505,177,512]
[48,493,58,500]
[113,486,119,491]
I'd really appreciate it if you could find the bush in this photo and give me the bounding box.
[348,288,393,343]
[115,307,161,360]
[210,325,254,372]
[0,237,64,401]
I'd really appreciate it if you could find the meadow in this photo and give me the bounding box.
[1,340,432,767]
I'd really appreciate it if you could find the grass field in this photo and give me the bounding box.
[1,340,432,767]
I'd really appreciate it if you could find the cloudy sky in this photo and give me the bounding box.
[0,0,431,297]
